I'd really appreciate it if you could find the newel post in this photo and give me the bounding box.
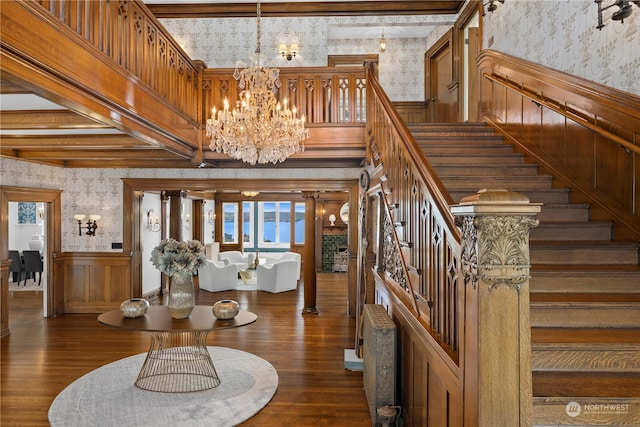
[450,189,541,427]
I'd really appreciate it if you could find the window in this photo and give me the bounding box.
[294,202,305,244]
[258,201,291,248]
[222,203,238,244]
[243,201,254,246]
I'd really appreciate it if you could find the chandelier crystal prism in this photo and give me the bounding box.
[206,0,309,165]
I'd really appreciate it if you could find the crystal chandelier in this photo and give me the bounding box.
[206,0,309,165]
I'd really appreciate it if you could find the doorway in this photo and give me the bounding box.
[1,186,62,337]
[425,29,455,123]
[7,201,46,315]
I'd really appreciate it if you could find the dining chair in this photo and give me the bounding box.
[8,250,25,286]
[22,250,44,286]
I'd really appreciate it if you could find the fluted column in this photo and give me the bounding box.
[302,191,319,314]
[451,189,540,427]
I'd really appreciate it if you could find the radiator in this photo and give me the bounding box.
[363,304,397,426]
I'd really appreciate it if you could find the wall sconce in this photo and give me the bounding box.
[241,191,260,198]
[329,214,336,227]
[379,28,387,53]
[208,210,215,224]
[38,206,45,220]
[595,0,640,29]
[279,43,298,61]
[74,214,100,236]
[482,0,505,16]
[146,209,160,232]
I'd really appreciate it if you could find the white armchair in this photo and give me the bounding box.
[218,251,255,272]
[256,260,299,293]
[279,252,301,280]
[264,251,301,280]
[198,260,238,293]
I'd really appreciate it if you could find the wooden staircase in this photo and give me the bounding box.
[408,122,640,426]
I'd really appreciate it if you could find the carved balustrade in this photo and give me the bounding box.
[36,0,201,121]
[365,68,462,357]
[203,67,367,125]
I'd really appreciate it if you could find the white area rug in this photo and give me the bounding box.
[236,282,257,291]
[49,347,278,427]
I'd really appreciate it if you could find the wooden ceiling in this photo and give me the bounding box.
[0,1,464,169]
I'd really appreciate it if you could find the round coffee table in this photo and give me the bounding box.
[98,305,257,392]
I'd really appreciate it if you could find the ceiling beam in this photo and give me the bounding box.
[146,1,465,18]
[0,110,111,130]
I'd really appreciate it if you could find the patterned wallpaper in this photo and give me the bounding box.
[160,15,454,102]
[482,0,640,96]
[1,157,359,252]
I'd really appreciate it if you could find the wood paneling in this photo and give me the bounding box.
[393,102,427,123]
[478,49,640,241]
[376,280,462,427]
[57,252,133,313]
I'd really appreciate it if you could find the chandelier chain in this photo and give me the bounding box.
[256,0,261,54]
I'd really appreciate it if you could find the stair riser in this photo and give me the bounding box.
[530,274,640,293]
[408,127,495,136]
[538,205,591,222]
[414,136,505,144]
[442,177,553,190]
[433,165,539,176]
[420,146,515,155]
[530,225,612,241]
[449,190,570,204]
[531,305,640,328]
[531,247,639,265]
[426,155,525,164]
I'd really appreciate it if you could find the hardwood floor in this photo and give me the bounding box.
[1,273,371,426]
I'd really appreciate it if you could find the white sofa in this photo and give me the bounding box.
[198,260,238,292]
[262,252,301,280]
[218,251,255,272]
[256,260,299,293]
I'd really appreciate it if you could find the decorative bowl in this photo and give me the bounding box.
[212,299,240,320]
[120,298,150,318]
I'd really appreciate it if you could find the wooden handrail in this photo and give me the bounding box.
[366,69,458,231]
[483,72,640,155]
[478,49,640,239]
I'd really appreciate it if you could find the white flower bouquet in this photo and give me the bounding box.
[150,238,207,276]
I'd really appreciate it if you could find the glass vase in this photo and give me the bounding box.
[168,273,195,319]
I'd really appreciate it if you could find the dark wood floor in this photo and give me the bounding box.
[1,273,371,426]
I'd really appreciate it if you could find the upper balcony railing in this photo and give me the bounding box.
[202,66,367,125]
[36,0,202,121]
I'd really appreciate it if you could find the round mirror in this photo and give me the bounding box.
[339,203,349,224]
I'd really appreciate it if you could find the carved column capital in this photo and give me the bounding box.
[451,189,541,292]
